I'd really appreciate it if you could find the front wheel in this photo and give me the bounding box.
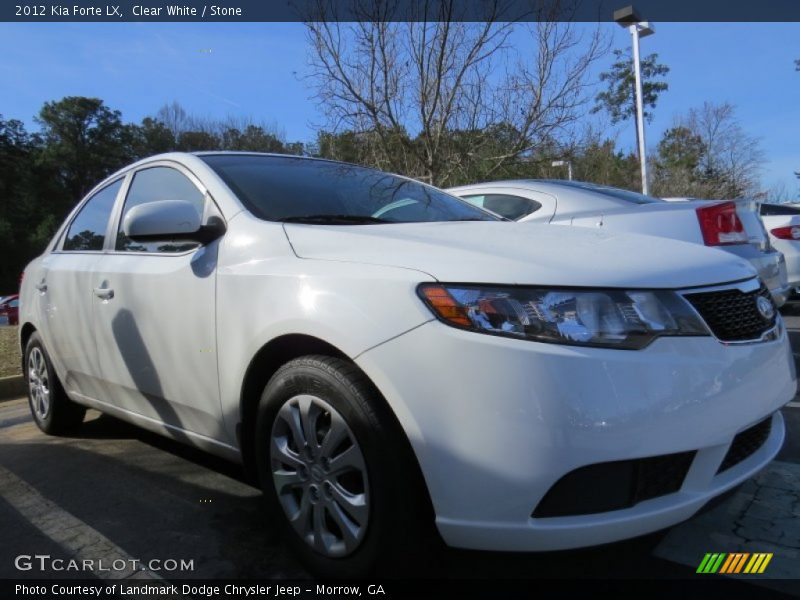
[25,332,86,434]
[255,355,433,577]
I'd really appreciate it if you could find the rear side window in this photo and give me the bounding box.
[463,194,541,220]
[116,166,205,253]
[63,179,123,251]
[760,204,800,216]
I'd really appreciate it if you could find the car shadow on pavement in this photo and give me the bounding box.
[65,411,249,484]
[1,410,693,580]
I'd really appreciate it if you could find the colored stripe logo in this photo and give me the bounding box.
[697,552,773,574]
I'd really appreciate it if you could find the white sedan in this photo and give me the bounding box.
[760,202,800,294]
[19,153,794,575]
[448,180,790,306]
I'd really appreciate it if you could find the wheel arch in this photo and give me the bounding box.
[238,334,347,478]
[19,322,36,369]
[237,334,434,522]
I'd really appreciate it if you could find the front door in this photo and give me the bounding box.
[92,164,223,440]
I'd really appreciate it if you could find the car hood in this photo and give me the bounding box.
[284,221,756,289]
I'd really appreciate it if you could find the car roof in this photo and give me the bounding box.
[450,179,634,194]
[448,179,666,210]
[190,150,366,170]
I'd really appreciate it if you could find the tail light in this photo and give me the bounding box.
[696,202,747,246]
[770,226,800,241]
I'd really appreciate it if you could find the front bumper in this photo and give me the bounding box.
[356,318,796,552]
[740,248,789,306]
[772,284,792,307]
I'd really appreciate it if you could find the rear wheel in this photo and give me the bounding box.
[255,355,433,577]
[25,332,86,434]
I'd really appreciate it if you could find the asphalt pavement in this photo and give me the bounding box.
[1,313,800,592]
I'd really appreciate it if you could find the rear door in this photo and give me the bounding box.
[91,163,224,439]
[36,178,125,400]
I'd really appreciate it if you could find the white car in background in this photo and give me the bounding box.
[18,154,794,576]
[760,202,800,295]
[448,181,790,306]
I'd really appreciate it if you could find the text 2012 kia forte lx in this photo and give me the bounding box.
[19,153,795,575]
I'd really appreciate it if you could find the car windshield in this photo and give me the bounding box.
[200,154,498,224]
[540,180,662,205]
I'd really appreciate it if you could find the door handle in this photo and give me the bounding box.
[35,281,47,292]
[93,287,114,300]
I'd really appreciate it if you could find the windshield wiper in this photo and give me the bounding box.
[278,214,390,225]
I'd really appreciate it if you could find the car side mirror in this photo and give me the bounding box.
[123,200,225,245]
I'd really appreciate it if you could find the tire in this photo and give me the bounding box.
[255,355,434,577]
[25,332,86,434]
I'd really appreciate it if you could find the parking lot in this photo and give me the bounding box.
[1,314,799,593]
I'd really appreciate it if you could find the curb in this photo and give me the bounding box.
[0,375,25,401]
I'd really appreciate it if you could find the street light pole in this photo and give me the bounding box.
[629,23,648,195]
[614,6,654,196]
[551,160,573,181]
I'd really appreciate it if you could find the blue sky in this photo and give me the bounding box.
[0,21,797,195]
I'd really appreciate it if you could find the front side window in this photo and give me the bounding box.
[116,166,205,253]
[200,154,497,224]
[62,179,123,251]
[463,194,541,221]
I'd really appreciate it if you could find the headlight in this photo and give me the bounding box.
[418,284,709,349]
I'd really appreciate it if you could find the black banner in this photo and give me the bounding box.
[3,578,797,600]
[3,0,800,23]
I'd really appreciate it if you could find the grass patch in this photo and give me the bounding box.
[0,326,21,378]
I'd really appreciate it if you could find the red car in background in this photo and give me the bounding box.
[0,294,19,325]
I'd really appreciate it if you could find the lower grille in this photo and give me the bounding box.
[533,451,696,518]
[684,284,775,342]
[635,452,696,502]
[717,417,773,474]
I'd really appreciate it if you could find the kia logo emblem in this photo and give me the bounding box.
[756,296,775,321]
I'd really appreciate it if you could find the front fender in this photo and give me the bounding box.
[216,253,435,443]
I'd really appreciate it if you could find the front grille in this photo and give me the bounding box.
[684,284,776,342]
[717,417,773,474]
[533,451,695,518]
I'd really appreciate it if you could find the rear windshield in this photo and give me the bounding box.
[541,180,662,205]
[200,154,497,224]
[760,203,800,216]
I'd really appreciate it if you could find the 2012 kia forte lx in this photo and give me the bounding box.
[19,153,796,575]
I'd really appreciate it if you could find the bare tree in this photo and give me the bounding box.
[681,102,764,198]
[156,101,190,138]
[152,102,289,152]
[759,180,795,203]
[305,0,607,186]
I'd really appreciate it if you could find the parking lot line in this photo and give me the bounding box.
[786,402,800,408]
[0,464,161,580]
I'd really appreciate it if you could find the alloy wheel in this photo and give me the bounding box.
[28,347,50,420]
[270,394,370,558]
